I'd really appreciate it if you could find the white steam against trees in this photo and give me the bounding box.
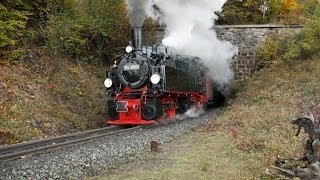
[150,0,236,86]
[126,0,236,86]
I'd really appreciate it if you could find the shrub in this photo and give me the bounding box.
[45,0,130,65]
[281,36,302,61]
[0,0,69,64]
[258,5,320,67]
[281,5,320,61]
[299,6,320,57]
[257,37,280,68]
[0,3,28,64]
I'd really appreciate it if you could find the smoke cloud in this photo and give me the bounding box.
[149,0,236,86]
[126,0,154,27]
[176,106,205,120]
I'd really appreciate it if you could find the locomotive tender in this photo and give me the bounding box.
[104,27,222,125]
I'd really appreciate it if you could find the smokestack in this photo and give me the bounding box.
[132,27,142,52]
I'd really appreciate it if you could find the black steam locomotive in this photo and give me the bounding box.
[104,27,223,125]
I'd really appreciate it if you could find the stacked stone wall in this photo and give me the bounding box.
[231,51,257,80]
[214,25,302,80]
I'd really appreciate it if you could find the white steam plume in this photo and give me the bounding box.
[149,0,236,86]
[126,0,155,27]
[176,106,205,120]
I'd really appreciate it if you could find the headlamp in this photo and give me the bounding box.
[125,46,133,53]
[104,78,113,88]
[150,73,161,84]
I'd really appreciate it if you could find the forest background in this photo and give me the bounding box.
[1,0,319,65]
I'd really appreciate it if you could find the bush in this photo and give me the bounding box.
[45,0,130,65]
[0,0,70,64]
[258,5,320,67]
[1,0,130,66]
[281,36,302,61]
[281,5,320,61]
[0,2,28,64]
[299,6,320,57]
[257,37,280,68]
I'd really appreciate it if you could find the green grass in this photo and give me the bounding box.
[93,58,320,179]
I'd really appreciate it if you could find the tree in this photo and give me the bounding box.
[280,0,302,23]
[216,0,307,25]
[0,1,28,64]
[45,0,130,65]
[216,0,266,24]
[0,0,71,64]
[1,0,131,65]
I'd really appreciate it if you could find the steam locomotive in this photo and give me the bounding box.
[104,27,224,125]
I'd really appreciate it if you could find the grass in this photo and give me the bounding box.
[93,58,320,179]
[0,56,106,144]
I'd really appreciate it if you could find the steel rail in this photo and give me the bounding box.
[0,126,141,162]
[0,126,120,154]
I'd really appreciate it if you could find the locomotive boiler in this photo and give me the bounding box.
[104,27,223,125]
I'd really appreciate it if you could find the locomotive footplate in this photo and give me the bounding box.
[107,99,155,125]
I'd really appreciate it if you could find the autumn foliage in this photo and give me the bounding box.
[280,0,300,15]
[258,5,320,68]
[45,0,130,65]
[0,0,130,65]
[0,1,28,64]
[1,0,318,64]
[216,0,318,25]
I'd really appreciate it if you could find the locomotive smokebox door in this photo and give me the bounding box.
[117,55,149,89]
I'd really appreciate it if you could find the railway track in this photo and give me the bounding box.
[0,126,141,162]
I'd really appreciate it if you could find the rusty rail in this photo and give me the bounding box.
[0,126,141,162]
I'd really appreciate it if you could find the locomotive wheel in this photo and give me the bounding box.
[178,97,191,113]
[212,88,226,108]
[142,104,157,120]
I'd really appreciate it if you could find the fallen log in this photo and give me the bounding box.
[269,113,320,179]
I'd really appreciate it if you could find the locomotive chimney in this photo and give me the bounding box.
[132,27,142,52]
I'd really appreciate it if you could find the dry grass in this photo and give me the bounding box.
[0,54,106,144]
[95,58,320,179]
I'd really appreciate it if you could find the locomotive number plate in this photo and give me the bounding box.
[116,101,128,112]
[124,64,140,71]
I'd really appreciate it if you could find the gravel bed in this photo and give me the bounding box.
[0,109,219,179]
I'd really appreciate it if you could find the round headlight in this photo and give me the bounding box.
[104,78,113,88]
[125,46,133,53]
[150,73,161,84]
